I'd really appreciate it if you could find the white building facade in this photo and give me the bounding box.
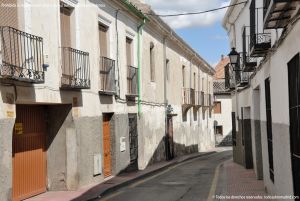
[223,0,300,198]
[0,0,215,200]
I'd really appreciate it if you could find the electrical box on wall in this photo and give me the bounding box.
[93,154,102,176]
[120,137,126,152]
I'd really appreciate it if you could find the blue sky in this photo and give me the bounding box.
[144,0,230,67]
[176,22,229,67]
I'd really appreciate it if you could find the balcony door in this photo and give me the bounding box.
[288,53,300,197]
[0,0,18,28]
[99,24,109,57]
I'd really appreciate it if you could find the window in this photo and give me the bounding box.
[287,53,300,196]
[182,66,185,87]
[126,37,133,66]
[60,5,73,47]
[215,126,223,135]
[166,59,170,80]
[214,101,222,114]
[99,23,109,57]
[265,78,274,183]
[150,42,155,81]
[193,73,196,89]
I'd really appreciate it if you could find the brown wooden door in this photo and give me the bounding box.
[103,115,112,177]
[0,0,18,28]
[13,105,47,201]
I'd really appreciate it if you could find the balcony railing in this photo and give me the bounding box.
[264,0,300,29]
[61,47,90,89]
[203,94,213,107]
[249,2,272,57]
[250,33,271,57]
[225,64,235,91]
[242,27,257,72]
[182,88,195,105]
[236,71,251,87]
[0,26,44,83]
[99,57,116,95]
[195,91,204,106]
[127,65,138,96]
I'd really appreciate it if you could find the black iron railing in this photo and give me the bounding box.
[203,94,213,107]
[127,65,138,95]
[195,91,204,106]
[236,71,251,86]
[242,27,257,72]
[61,47,90,89]
[0,26,44,82]
[249,2,271,56]
[100,57,116,93]
[182,88,195,105]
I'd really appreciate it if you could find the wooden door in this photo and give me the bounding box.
[103,115,112,177]
[13,105,47,201]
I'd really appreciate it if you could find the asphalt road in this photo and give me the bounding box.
[99,149,233,201]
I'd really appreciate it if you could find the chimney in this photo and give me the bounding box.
[221,54,224,60]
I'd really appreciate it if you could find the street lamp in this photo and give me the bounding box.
[228,47,240,71]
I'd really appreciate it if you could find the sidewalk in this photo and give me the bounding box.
[26,148,228,201]
[215,160,269,201]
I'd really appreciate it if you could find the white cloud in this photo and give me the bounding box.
[144,0,230,29]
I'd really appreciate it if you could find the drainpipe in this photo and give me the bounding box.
[137,19,146,116]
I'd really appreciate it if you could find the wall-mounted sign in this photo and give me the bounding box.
[6,111,14,118]
[15,123,23,135]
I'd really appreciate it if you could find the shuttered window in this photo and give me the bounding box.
[0,0,18,28]
[288,53,300,196]
[265,78,274,183]
[60,6,72,47]
[99,24,109,57]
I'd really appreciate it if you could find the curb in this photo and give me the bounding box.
[94,151,217,200]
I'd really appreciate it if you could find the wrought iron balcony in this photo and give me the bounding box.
[99,57,116,95]
[250,33,271,57]
[182,88,195,106]
[194,91,204,107]
[127,65,138,97]
[236,71,251,87]
[242,27,257,72]
[203,94,213,107]
[61,47,90,89]
[264,0,300,29]
[249,2,272,57]
[0,26,44,83]
[225,64,235,91]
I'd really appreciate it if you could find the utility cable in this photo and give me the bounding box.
[145,1,248,17]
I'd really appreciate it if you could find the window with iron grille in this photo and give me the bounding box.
[287,53,300,197]
[265,78,274,183]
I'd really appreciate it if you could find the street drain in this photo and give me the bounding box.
[161,181,186,186]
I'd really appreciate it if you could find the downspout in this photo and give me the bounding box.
[137,19,146,116]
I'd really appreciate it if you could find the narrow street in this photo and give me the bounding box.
[99,150,232,201]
